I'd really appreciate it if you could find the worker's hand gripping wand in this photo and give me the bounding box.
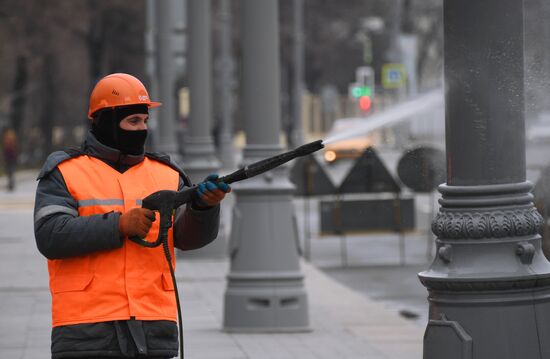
[128,139,323,359]
[129,139,324,248]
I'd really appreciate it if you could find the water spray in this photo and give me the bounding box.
[322,89,444,145]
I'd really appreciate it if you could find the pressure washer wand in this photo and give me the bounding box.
[129,139,323,359]
[131,139,324,248]
[216,139,325,185]
[173,139,325,206]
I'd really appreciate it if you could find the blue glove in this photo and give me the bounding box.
[195,174,231,208]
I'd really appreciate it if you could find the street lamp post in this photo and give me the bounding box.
[185,0,220,184]
[419,1,550,358]
[290,0,305,148]
[223,0,310,332]
[218,0,236,169]
[153,0,179,156]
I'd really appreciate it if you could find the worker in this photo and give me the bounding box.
[34,73,230,359]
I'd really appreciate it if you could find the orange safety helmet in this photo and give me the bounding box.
[88,73,161,119]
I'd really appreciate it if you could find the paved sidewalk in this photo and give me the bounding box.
[0,171,423,359]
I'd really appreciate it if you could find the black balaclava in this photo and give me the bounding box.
[92,105,149,155]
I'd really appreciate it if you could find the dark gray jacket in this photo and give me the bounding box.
[34,131,220,358]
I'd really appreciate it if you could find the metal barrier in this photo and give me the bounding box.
[291,146,421,265]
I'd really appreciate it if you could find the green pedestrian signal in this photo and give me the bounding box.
[351,86,372,99]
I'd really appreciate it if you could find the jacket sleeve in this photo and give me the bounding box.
[172,176,221,251]
[34,168,123,259]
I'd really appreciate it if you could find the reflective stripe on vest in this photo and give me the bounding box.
[51,155,180,327]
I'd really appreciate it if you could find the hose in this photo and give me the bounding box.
[162,238,184,359]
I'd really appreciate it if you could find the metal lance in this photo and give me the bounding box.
[131,139,325,250]
[419,1,550,358]
[129,140,323,358]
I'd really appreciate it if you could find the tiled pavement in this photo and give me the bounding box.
[0,171,423,358]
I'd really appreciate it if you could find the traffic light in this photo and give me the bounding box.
[351,85,373,112]
[349,66,375,115]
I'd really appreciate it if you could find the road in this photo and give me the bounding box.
[291,155,438,330]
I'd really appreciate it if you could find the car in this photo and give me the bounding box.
[322,118,373,163]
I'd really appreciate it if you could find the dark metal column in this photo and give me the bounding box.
[185,0,220,184]
[290,0,305,147]
[181,0,223,259]
[154,0,179,155]
[223,0,309,332]
[218,0,236,169]
[145,0,158,105]
[419,1,550,358]
[145,0,159,148]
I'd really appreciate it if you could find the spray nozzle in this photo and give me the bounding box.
[294,139,324,156]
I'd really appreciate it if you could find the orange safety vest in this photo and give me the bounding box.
[50,155,180,327]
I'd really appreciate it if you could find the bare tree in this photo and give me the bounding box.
[0,0,147,163]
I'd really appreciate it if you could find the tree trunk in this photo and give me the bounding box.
[10,56,28,135]
[40,54,56,159]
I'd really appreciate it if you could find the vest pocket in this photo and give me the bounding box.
[51,274,94,293]
[162,272,174,291]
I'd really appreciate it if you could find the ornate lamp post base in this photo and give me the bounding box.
[420,183,550,358]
